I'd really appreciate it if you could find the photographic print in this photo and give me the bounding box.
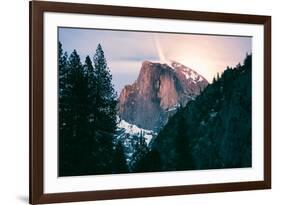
[58,28,252,177]
[30,2,271,203]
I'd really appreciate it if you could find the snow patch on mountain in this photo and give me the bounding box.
[158,59,206,84]
[117,119,156,145]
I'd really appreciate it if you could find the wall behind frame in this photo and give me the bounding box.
[0,0,278,205]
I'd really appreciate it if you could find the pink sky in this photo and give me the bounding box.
[154,33,252,82]
[59,28,252,93]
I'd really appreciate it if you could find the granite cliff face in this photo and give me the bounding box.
[118,60,208,131]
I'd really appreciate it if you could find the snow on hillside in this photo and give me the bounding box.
[117,119,156,145]
[115,118,157,167]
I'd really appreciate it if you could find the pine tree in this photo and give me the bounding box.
[83,55,96,127]
[58,42,69,137]
[113,142,128,173]
[216,72,220,81]
[139,130,146,146]
[212,76,216,84]
[58,42,69,97]
[93,44,117,133]
[244,53,252,69]
[67,50,89,139]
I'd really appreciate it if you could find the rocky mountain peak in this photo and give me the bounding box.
[118,60,208,131]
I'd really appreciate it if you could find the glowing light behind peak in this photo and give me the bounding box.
[153,34,166,63]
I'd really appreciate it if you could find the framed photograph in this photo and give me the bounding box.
[30,1,271,204]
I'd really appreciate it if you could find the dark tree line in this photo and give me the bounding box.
[58,42,128,176]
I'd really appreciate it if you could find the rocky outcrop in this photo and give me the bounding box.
[118,60,208,131]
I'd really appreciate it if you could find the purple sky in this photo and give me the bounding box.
[59,27,252,94]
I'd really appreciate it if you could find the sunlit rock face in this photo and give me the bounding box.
[118,60,208,131]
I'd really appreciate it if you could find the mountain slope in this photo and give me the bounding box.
[138,54,252,172]
[118,60,208,131]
